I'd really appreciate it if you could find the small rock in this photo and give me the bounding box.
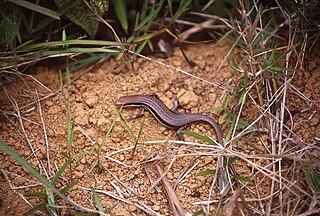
[89,117,98,125]
[173,60,181,67]
[48,106,57,115]
[205,65,211,72]
[222,71,232,79]
[179,90,199,109]
[45,100,53,107]
[128,205,137,212]
[74,107,88,125]
[86,128,97,138]
[177,89,187,98]
[119,155,125,161]
[80,157,86,165]
[167,172,173,180]
[153,204,161,211]
[208,92,217,103]
[112,137,121,143]
[85,96,98,108]
[97,116,107,126]
[161,96,172,109]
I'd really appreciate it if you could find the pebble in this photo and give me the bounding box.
[222,70,232,79]
[97,116,107,126]
[111,137,121,143]
[74,106,88,125]
[128,205,137,212]
[119,155,125,161]
[48,106,58,115]
[179,90,199,109]
[85,95,98,108]
[80,157,86,165]
[208,92,217,102]
[153,204,161,211]
[45,100,53,107]
[167,172,173,180]
[86,128,97,138]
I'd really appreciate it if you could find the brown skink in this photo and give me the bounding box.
[116,94,223,144]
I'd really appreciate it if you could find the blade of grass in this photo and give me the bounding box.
[97,109,121,158]
[33,0,82,32]
[119,113,136,143]
[181,130,218,145]
[24,191,47,197]
[112,0,128,31]
[131,119,145,157]
[61,181,78,193]
[6,48,118,66]
[134,0,163,31]
[172,0,192,21]
[24,203,47,216]
[196,169,216,176]
[51,157,72,184]
[8,0,60,19]
[92,188,105,215]
[67,81,73,155]
[233,175,253,184]
[69,54,111,72]
[0,139,67,200]
[18,39,127,51]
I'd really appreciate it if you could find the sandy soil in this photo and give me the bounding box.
[0,42,319,215]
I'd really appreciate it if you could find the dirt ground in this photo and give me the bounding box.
[0,41,319,215]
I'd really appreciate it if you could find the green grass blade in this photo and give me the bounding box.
[196,169,216,176]
[24,191,47,197]
[202,106,224,113]
[233,175,253,184]
[181,130,218,145]
[89,159,99,172]
[8,0,60,19]
[112,0,128,31]
[147,39,153,51]
[98,110,121,155]
[135,39,149,54]
[67,91,73,155]
[61,181,78,193]
[0,140,67,200]
[140,0,148,20]
[92,188,105,215]
[131,119,145,156]
[51,157,72,184]
[133,32,157,42]
[47,204,67,209]
[224,114,236,144]
[69,54,111,72]
[18,39,126,51]
[172,0,192,21]
[15,48,119,62]
[134,0,163,31]
[227,156,239,166]
[193,209,205,216]
[24,202,47,216]
[118,110,136,143]
[33,0,82,32]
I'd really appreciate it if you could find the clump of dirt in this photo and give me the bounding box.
[0,41,319,215]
